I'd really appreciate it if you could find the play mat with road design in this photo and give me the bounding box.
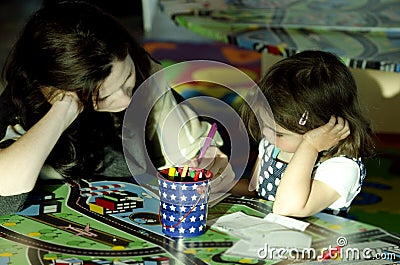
[0,177,399,264]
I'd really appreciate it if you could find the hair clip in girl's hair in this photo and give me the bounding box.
[298,110,309,126]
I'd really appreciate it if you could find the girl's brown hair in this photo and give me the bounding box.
[241,50,374,159]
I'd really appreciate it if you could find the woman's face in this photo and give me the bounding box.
[94,54,136,112]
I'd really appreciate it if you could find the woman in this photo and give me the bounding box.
[0,1,231,215]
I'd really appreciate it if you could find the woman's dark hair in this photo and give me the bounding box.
[1,1,152,177]
[241,50,374,159]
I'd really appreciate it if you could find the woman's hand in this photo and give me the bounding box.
[186,146,236,193]
[195,146,228,177]
[0,92,82,197]
[303,116,350,152]
[51,92,84,130]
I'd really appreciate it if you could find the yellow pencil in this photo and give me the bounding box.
[181,165,189,181]
[168,167,176,181]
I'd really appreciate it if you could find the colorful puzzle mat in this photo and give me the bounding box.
[0,177,399,264]
[160,0,400,72]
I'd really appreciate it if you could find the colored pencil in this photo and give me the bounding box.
[168,167,176,181]
[198,123,217,163]
[180,165,189,181]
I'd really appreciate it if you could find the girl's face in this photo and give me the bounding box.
[262,124,303,153]
[94,54,136,112]
[258,107,303,153]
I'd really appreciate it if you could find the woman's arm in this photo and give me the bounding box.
[0,94,82,196]
[273,116,350,217]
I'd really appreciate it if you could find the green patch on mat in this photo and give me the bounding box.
[348,210,400,234]
[364,151,400,179]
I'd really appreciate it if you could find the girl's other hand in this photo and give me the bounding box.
[303,116,350,152]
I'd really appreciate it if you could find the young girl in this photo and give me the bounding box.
[0,2,231,215]
[236,50,375,217]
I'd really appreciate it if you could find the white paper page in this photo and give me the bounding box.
[225,230,313,259]
[208,212,287,240]
[264,213,310,231]
[212,213,313,259]
[224,239,264,259]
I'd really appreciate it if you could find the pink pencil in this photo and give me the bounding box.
[198,123,217,163]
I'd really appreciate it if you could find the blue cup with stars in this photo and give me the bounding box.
[158,167,212,238]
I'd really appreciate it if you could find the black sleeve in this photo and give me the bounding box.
[0,94,10,141]
[0,90,18,146]
[0,193,29,215]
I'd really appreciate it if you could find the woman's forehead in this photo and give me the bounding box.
[100,55,133,94]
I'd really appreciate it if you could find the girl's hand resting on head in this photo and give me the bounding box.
[51,92,84,131]
[303,116,350,152]
[187,146,235,193]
